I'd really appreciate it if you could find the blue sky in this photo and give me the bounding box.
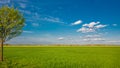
[0,0,120,44]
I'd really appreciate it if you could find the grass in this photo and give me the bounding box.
[0,46,120,68]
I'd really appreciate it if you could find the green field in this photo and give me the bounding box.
[0,46,120,68]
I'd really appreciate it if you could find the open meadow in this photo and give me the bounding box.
[0,0,120,68]
[0,45,120,68]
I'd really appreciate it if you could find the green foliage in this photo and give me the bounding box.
[0,6,25,42]
[0,46,120,68]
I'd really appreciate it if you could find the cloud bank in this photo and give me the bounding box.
[77,21,107,33]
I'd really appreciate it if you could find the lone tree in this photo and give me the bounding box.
[0,6,25,61]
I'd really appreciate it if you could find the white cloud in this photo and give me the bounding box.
[77,21,107,33]
[58,37,64,40]
[83,34,105,41]
[19,10,31,14]
[32,23,39,27]
[92,38,105,41]
[23,31,33,33]
[0,0,10,4]
[106,40,120,43]
[42,16,64,23]
[83,22,100,28]
[27,15,64,25]
[77,27,95,33]
[83,38,90,41]
[71,20,82,25]
[80,33,103,42]
[113,24,117,26]
[85,35,101,38]
[95,24,107,29]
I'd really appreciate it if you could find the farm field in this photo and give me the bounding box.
[0,45,120,68]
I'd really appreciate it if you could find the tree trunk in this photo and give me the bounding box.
[0,39,3,61]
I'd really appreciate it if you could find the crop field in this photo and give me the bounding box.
[0,46,120,68]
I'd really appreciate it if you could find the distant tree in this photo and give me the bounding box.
[0,6,25,61]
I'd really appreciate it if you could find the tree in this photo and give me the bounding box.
[0,6,25,61]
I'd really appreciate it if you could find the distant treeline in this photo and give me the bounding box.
[3,44,120,46]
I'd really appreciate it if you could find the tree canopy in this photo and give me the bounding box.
[0,6,25,42]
